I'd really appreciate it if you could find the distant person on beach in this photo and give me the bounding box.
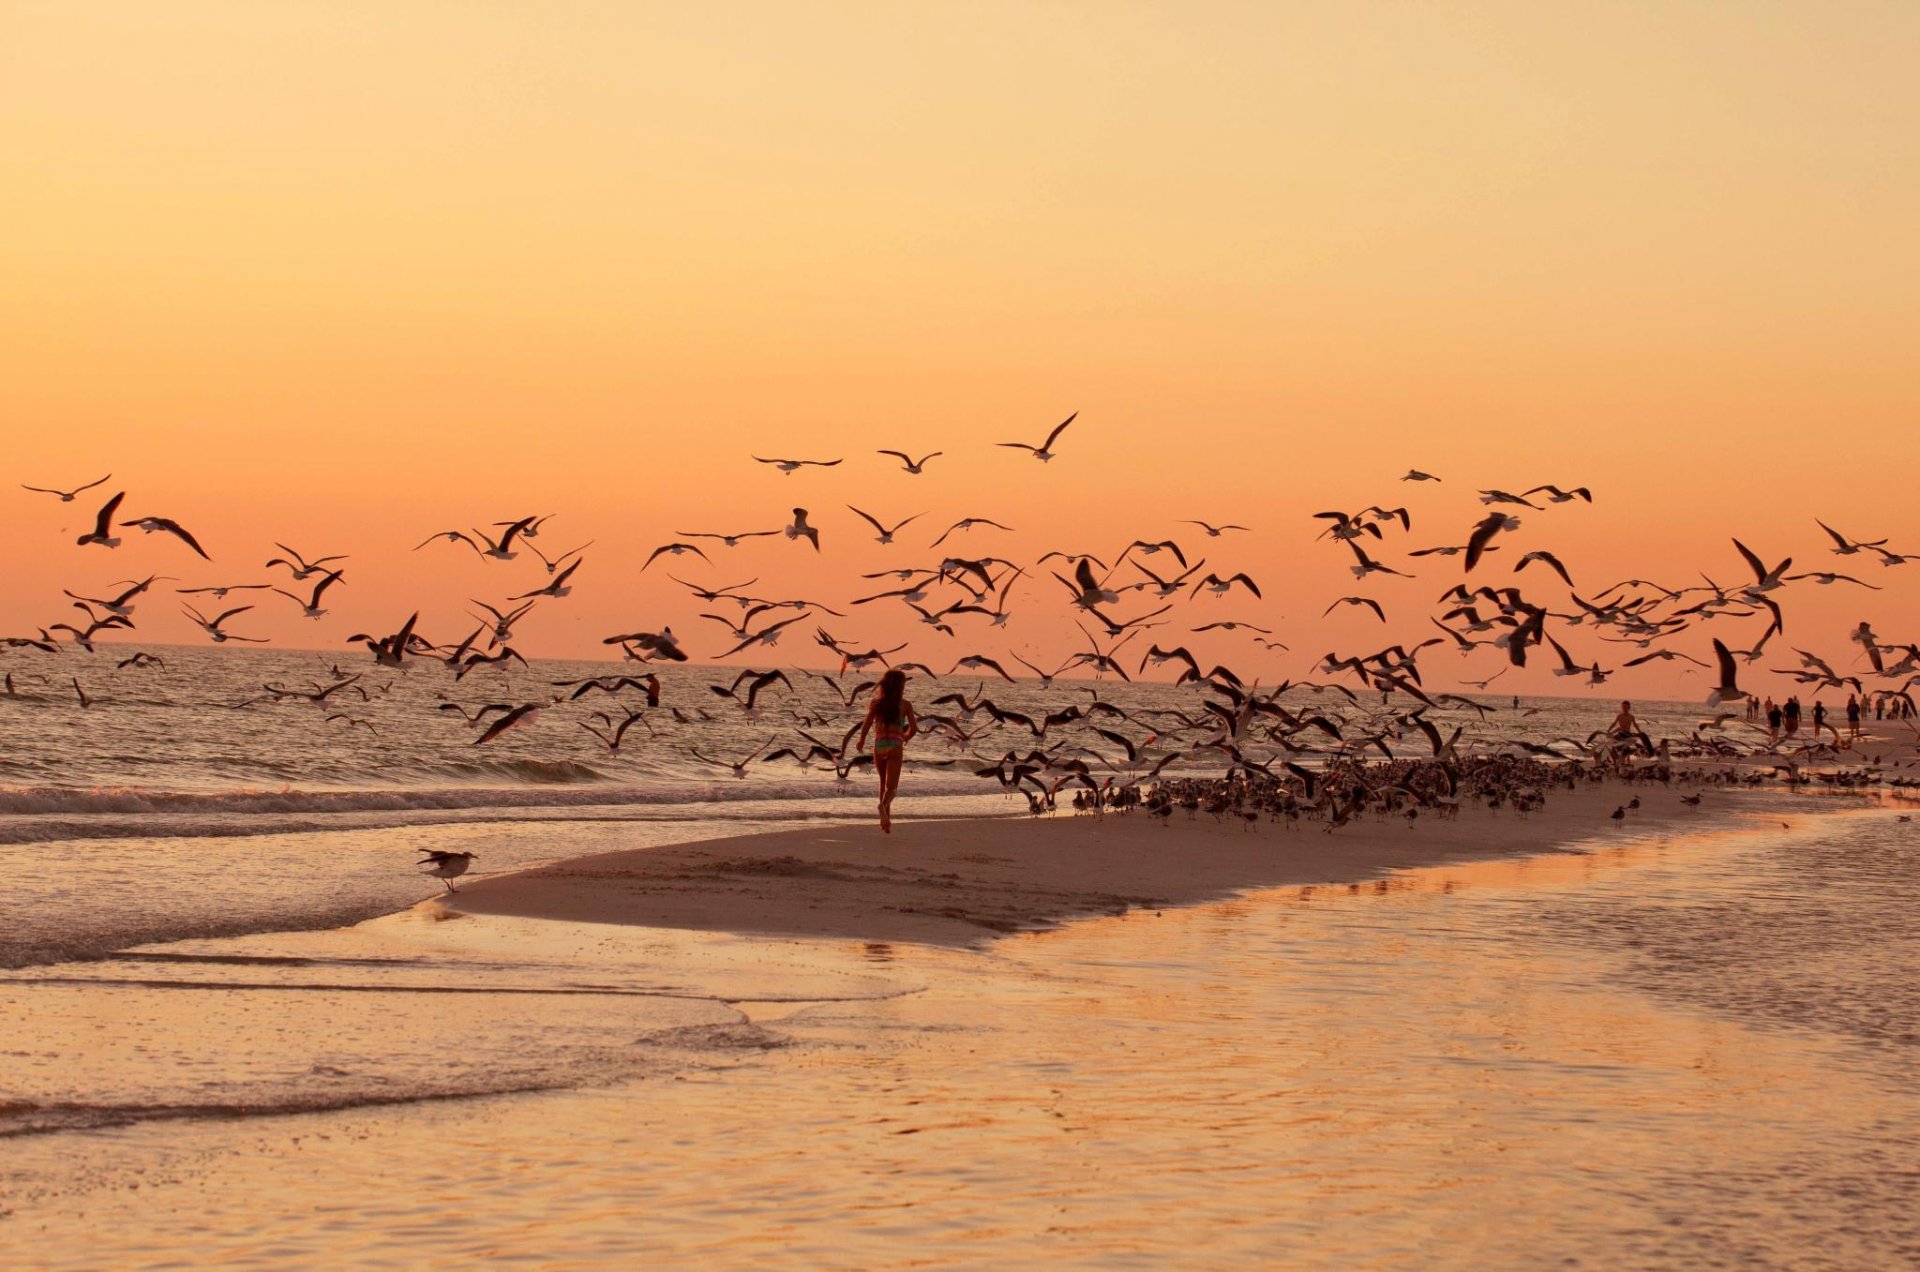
[1607,701,1641,766]
[1812,700,1830,743]
[1846,694,1861,744]
[1784,697,1802,738]
[1766,699,1783,742]
[856,668,918,835]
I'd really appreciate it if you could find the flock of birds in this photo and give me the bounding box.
[8,417,1919,889]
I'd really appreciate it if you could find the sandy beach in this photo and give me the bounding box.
[452,781,1787,946]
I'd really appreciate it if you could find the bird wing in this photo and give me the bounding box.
[93,491,126,534]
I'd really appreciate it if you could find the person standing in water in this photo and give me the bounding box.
[856,668,918,834]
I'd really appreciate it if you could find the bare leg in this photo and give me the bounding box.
[882,758,901,822]
[876,751,901,832]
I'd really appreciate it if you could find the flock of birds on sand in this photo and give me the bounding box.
[9,415,1920,887]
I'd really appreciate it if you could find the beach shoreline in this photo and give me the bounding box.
[448,780,1821,948]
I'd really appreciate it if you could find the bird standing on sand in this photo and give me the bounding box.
[418,849,477,893]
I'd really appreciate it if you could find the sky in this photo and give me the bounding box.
[3,2,1916,698]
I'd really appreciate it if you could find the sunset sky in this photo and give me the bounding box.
[4,2,1915,696]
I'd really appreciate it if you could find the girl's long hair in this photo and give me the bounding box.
[875,668,907,722]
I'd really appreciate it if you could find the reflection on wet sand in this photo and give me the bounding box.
[8,809,1918,1268]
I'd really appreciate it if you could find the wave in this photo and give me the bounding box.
[0,773,1011,843]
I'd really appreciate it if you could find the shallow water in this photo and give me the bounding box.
[6,804,1916,1267]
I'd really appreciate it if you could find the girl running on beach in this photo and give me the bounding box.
[856,668,918,834]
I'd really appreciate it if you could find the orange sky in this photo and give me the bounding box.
[3,2,1916,698]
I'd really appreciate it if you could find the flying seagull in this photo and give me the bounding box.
[997,412,1076,462]
[877,449,942,475]
[754,456,843,476]
[22,473,111,502]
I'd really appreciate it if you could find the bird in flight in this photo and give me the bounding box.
[265,543,347,580]
[1180,520,1249,537]
[847,506,924,545]
[120,515,212,560]
[22,473,111,502]
[642,542,713,571]
[754,456,843,476]
[785,508,820,551]
[997,412,1076,462]
[184,604,268,644]
[76,492,127,549]
[877,449,942,475]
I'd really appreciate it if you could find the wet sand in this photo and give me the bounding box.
[452,782,1775,945]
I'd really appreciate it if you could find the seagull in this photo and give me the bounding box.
[119,515,212,560]
[602,628,689,662]
[1324,596,1386,622]
[1191,573,1261,600]
[50,611,131,651]
[785,508,820,551]
[1706,638,1750,707]
[1347,542,1411,579]
[1814,520,1887,557]
[529,538,593,574]
[1732,539,1792,595]
[715,613,809,658]
[265,544,348,580]
[63,576,164,617]
[1478,489,1541,509]
[177,583,274,600]
[690,738,776,779]
[929,516,1013,549]
[1191,620,1273,634]
[455,646,527,680]
[945,565,1023,627]
[709,669,792,712]
[75,492,126,549]
[1623,649,1709,668]
[1465,513,1520,573]
[754,456,843,476]
[1523,485,1593,504]
[417,519,535,561]
[22,473,111,502]
[1180,520,1250,537]
[418,849,478,893]
[580,708,651,753]
[1057,558,1120,609]
[472,703,542,745]
[1514,550,1575,587]
[642,542,713,571]
[877,449,942,474]
[184,604,268,643]
[272,569,344,619]
[997,411,1076,462]
[677,528,778,549]
[513,557,581,600]
[469,598,537,645]
[847,506,924,545]
[1128,557,1208,599]
[1401,470,1440,482]
[937,651,1009,682]
[1784,571,1880,589]
[346,613,424,667]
